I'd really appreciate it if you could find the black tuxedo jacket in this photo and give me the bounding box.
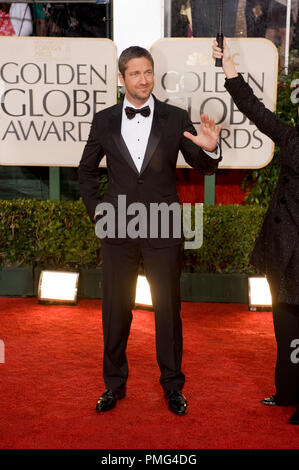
[78,95,222,246]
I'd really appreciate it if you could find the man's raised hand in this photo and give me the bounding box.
[184,114,221,152]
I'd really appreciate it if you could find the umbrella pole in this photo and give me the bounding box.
[215,0,224,67]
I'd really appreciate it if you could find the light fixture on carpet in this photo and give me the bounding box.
[248,276,272,311]
[135,275,153,308]
[38,270,79,305]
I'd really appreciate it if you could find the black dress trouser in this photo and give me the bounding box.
[272,301,299,405]
[100,239,185,393]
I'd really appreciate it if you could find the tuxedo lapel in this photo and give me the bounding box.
[109,104,139,175]
[140,97,169,175]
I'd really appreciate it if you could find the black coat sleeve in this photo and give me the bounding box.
[224,73,292,148]
[77,115,106,221]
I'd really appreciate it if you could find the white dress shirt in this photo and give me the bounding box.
[121,95,155,173]
[121,94,220,173]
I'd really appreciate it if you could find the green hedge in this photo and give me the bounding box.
[182,204,265,273]
[0,199,99,269]
[0,199,266,274]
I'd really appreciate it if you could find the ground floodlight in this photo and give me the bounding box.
[248,276,272,311]
[135,275,153,309]
[38,270,79,305]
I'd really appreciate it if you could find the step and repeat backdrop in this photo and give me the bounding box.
[0,37,278,168]
[0,37,117,166]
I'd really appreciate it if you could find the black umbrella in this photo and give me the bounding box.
[215,0,224,67]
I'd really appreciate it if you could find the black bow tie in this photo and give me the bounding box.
[125,105,151,120]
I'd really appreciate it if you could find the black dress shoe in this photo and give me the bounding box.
[261,395,277,406]
[289,410,299,425]
[95,387,126,412]
[165,390,188,416]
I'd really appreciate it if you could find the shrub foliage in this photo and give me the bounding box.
[0,199,265,273]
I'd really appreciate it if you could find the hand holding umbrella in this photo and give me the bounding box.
[212,37,238,79]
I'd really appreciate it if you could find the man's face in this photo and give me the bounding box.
[119,57,154,106]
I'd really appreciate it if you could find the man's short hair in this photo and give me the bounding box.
[118,46,154,77]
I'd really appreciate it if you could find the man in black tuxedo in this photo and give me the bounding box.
[78,46,222,415]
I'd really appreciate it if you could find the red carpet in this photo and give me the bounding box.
[0,298,298,449]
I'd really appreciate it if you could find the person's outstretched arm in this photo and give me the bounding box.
[212,38,292,148]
